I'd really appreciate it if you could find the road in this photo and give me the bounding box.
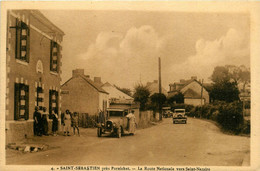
[6,117,250,166]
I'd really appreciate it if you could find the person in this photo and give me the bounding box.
[126,110,136,134]
[33,106,42,136]
[71,112,80,136]
[42,107,49,136]
[64,109,72,136]
[51,108,59,136]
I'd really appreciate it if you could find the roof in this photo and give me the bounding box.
[32,10,65,35]
[183,88,201,99]
[61,75,108,94]
[101,82,133,100]
[146,81,168,96]
[169,79,210,93]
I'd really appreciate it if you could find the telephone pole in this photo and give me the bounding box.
[159,57,162,120]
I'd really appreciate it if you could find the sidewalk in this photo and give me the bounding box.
[6,128,98,158]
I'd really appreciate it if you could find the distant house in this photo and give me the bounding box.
[61,69,109,115]
[101,82,133,104]
[146,80,168,96]
[168,76,210,106]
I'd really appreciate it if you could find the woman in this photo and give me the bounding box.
[64,109,72,136]
[52,109,59,136]
[42,107,49,136]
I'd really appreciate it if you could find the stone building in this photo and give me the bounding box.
[168,76,210,106]
[6,10,64,143]
[61,69,109,116]
[146,80,168,96]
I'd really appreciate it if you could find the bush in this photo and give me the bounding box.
[187,101,249,135]
[217,101,244,134]
[170,103,194,114]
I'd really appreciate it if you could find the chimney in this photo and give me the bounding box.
[180,79,185,83]
[191,76,197,80]
[94,77,102,84]
[72,69,84,77]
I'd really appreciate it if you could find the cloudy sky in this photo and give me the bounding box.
[41,10,250,90]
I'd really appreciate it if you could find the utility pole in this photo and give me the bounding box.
[159,57,162,120]
[200,79,204,118]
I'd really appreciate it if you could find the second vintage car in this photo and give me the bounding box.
[97,108,136,138]
[172,109,187,124]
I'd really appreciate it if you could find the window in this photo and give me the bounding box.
[16,19,30,62]
[36,86,44,110]
[14,83,29,120]
[50,41,59,72]
[49,90,58,115]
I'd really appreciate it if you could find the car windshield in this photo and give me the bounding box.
[109,111,124,117]
[175,110,185,113]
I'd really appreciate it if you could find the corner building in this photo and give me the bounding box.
[6,10,65,143]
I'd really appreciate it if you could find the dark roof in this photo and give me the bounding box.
[169,79,210,92]
[61,75,108,94]
[183,88,201,99]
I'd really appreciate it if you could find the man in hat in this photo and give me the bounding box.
[33,106,42,136]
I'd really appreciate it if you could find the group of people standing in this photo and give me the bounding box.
[33,106,58,136]
[61,109,80,136]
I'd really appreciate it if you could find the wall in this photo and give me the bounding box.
[61,76,99,115]
[6,10,63,143]
[99,92,109,111]
[184,98,205,106]
[138,111,153,128]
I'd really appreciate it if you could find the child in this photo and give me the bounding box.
[71,112,80,136]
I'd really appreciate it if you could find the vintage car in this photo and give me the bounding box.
[162,107,173,118]
[97,108,136,138]
[172,109,187,124]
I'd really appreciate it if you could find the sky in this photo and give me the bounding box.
[41,10,250,91]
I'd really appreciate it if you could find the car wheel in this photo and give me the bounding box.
[97,127,102,137]
[117,127,121,138]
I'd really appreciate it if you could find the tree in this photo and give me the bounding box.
[133,84,150,111]
[210,65,243,103]
[210,81,240,103]
[150,93,167,111]
[114,85,132,97]
[167,92,184,104]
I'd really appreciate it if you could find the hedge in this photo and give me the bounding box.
[187,101,250,135]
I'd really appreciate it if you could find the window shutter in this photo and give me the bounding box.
[55,91,59,114]
[26,25,30,63]
[50,41,53,71]
[15,19,21,59]
[14,83,20,120]
[25,85,29,120]
[56,44,60,72]
[49,90,52,115]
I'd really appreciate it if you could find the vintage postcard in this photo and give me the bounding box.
[1,1,260,171]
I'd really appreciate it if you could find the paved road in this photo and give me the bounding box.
[6,117,250,166]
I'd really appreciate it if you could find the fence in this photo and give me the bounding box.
[78,113,100,128]
[138,110,154,128]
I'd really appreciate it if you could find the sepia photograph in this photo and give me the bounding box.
[1,1,260,171]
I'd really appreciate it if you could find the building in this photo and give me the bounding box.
[168,76,210,106]
[101,82,133,104]
[61,69,109,116]
[146,80,168,96]
[6,10,64,143]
